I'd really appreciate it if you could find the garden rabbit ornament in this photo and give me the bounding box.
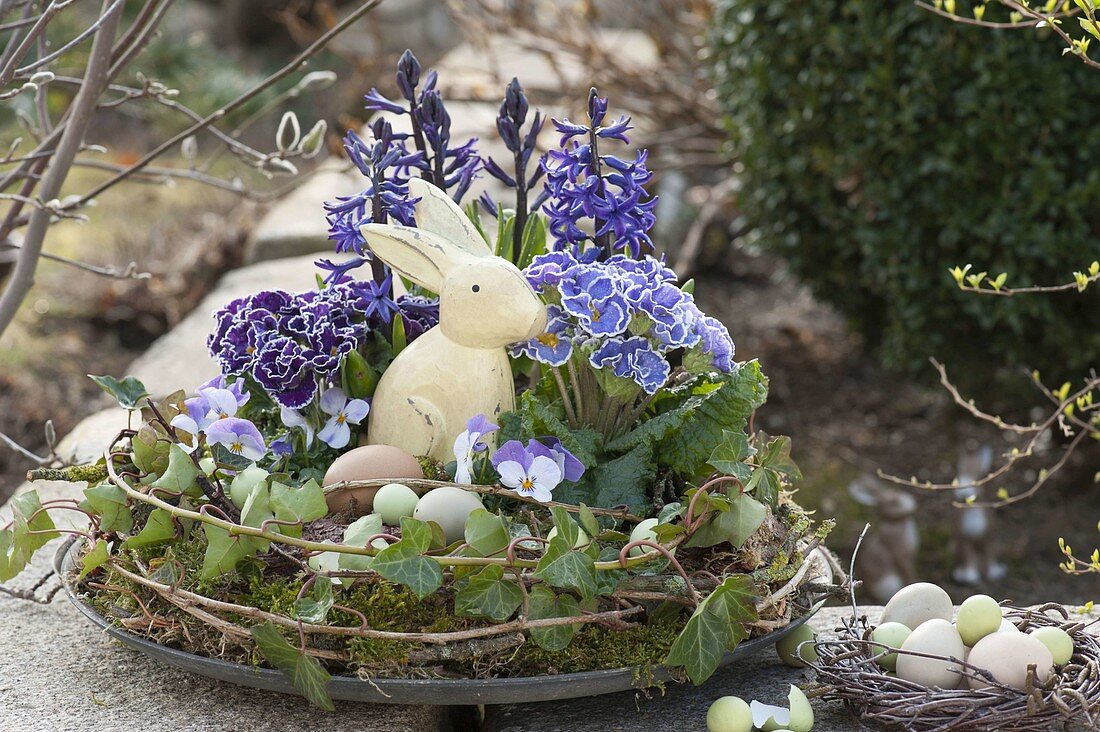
[952,443,1006,585]
[359,178,547,462]
[848,475,920,604]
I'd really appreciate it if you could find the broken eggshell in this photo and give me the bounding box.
[751,685,814,732]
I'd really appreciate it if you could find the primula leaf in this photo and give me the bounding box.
[149,444,200,496]
[454,564,524,622]
[533,539,597,599]
[604,403,692,454]
[270,479,327,526]
[664,574,758,685]
[464,509,511,557]
[590,445,654,514]
[657,361,768,478]
[369,518,442,598]
[293,576,334,624]
[201,523,253,580]
[122,509,177,549]
[79,539,111,579]
[527,585,582,651]
[250,621,334,711]
[89,374,149,410]
[81,483,133,534]
[685,493,767,549]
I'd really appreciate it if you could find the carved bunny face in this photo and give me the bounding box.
[440,258,547,347]
[358,178,547,348]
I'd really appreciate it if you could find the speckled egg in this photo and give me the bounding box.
[322,445,424,515]
[968,632,1054,690]
[896,619,966,689]
[412,486,484,543]
[881,582,953,629]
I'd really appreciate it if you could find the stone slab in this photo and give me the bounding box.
[244,163,361,265]
[0,594,450,732]
[484,604,1100,731]
[126,253,352,398]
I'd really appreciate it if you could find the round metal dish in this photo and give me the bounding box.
[56,538,832,705]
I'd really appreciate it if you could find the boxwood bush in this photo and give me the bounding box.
[710,1,1100,392]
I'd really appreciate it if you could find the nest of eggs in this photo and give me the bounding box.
[807,604,1100,731]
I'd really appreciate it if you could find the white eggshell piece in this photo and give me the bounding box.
[412,486,484,543]
[881,582,953,629]
[750,700,789,730]
[896,618,966,689]
[968,632,1054,690]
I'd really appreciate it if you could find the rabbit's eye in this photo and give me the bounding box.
[471,284,480,293]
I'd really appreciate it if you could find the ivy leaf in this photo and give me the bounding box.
[250,621,334,711]
[10,491,58,557]
[89,374,149,410]
[132,426,169,476]
[149,444,200,495]
[664,575,758,685]
[685,493,767,549]
[756,434,802,482]
[369,518,442,598]
[211,443,253,471]
[0,528,25,581]
[200,523,253,580]
[577,504,600,538]
[270,479,328,527]
[81,483,133,534]
[548,506,581,549]
[707,430,755,482]
[239,485,275,554]
[533,538,597,599]
[657,362,768,478]
[293,576,334,624]
[454,564,524,622]
[122,509,177,549]
[79,539,111,579]
[464,509,511,557]
[527,585,582,651]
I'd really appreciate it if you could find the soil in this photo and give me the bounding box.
[694,244,1099,607]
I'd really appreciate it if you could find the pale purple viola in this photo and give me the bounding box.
[198,375,250,408]
[204,417,267,462]
[528,438,585,483]
[280,406,314,449]
[169,396,214,452]
[317,387,370,450]
[452,414,499,484]
[490,440,563,503]
[199,387,241,424]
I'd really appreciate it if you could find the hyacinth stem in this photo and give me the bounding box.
[512,149,527,266]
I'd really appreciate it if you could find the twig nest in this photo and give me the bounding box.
[880,582,953,630]
[322,445,424,514]
[412,486,484,543]
[869,621,911,672]
[896,619,965,689]
[967,632,1053,691]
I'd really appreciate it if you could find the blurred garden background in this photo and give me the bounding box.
[1,0,1097,606]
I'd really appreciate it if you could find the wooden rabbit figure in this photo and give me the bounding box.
[359,179,548,462]
[952,444,1006,585]
[848,475,920,604]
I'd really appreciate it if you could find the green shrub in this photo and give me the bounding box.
[710,1,1100,392]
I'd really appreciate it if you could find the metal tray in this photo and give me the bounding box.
[56,537,831,705]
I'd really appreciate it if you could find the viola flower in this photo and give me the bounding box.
[511,305,573,366]
[205,417,267,462]
[198,375,250,408]
[452,414,499,484]
[490,440,562,503]
[317,387,370,449]
[269,434,293,457]
[280,406,314,449]
[199,387,240,424]
[529,438,585,483]
[169,396,212,452]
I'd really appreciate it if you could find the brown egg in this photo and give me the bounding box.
[323,445,424,515]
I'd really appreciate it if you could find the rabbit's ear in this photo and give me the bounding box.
[848,477,881,506]
[407,178,493,258]
[359,224,467,290]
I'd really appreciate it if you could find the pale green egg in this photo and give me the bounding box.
[956,594,1002,646]
[546,526,590,549]
[628,518,659,557]
[373,482,420,525]
[871,621,912,672]
[775,623,817,668]
[1029,626,1074,665]
[706,696,752,732]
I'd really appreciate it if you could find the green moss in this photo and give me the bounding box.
[505,617,684,677]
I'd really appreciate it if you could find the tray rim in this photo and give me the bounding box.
[55,536,831,705]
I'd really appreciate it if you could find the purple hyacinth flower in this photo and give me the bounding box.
[205,418,267,462]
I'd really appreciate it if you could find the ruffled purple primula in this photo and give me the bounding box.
[513,253,735,393]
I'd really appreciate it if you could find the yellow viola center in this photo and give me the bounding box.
[520,478,535,492]
[337,414,346,424]
[230,441,243,453]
